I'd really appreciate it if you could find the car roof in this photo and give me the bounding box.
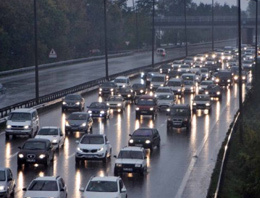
[139,95,155,99]
[26,138,51,143]
[41,126,60,129]
[11,108,35,113]
[120,146,144,152]
[172,104,190,109]
[115,76,128,79]
[0,167,8,171]
[34,176,59,181]
[91,176,119,182]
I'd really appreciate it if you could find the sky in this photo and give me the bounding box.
[196,0,248,10]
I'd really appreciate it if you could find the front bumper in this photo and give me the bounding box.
[65,126,88,132]
[17,157,48,165]
[5,129,31,136]
[114,165,144,174]
[136,109,155,115]
[76,152,106,160]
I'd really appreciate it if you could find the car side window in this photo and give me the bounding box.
[59,178,65,188]
[7,169,12,180]
[105,136,108,142]
[60,129,64,136]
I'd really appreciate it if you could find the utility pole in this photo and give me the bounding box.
[184,0,188,56]
[212,0,215,51]
[152,0,155,67]
[34,0,39,104]
[104,0,109,80]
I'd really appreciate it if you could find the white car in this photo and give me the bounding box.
[113,76,130,88]
[192,94,211,113]
[23,176,67,198]
[157,94,175,111]
[106,95,126,112]
[0,167,15,198]
[167,78,184,98]
[35,127,65,149]
[80,176,127,198]
[199,80,214,94]
[75,134,112,164]
[154,86,172,97]
[114,146,147,176]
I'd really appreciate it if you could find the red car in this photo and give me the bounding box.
[135,95,157,119]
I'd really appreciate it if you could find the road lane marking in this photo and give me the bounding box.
[67,153,75,159]
[8,152,18,159]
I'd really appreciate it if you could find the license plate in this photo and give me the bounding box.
[27,159,35,162]
[123,168,133,171]
[135,144,143,147]
[141,111,147,113]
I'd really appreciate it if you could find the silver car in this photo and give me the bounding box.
[0,167,15,198]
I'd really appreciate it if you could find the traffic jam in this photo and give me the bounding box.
[0,45,255,198]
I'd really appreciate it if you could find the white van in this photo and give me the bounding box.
[5,108,39,139]
[114,76,130,88]
[150,73,166,91]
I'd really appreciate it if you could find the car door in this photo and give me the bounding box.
[152,130,158,146]
[105,136,111,155]
[7,169,14,195]
[59,128,65,147]
[119,179,127,198]
[58,178,67,198]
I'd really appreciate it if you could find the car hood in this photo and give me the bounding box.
[115,158,144,164]
[83,191,119,198]
[79,144,104,150]
[7,120,31,126]
[0,181,7,188]
[67,120,85,125]
[157,100,173,106]
[88,108,106,111]
[35,135,59,142]
[24,191,59,198]
[64,99,80,103]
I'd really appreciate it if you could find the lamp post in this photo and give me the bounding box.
[34,0,39,104]
[184,0,188,56]
[212,0,214,51]
[132,0,139,50]
[254,0,258,84]
[152,0,155,67]
[104,0,109,81]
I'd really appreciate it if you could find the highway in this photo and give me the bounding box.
[0,75,246,198]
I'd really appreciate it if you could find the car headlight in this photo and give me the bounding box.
[77,147,82,152]
[135,164,142,168]
[117,103,122,107]
[140,90,144,93]
[178,89,181,92]
[122,85,126,88]
[136,107,140,110]
[116,163,122,167]
[81,123,87,127]
[160,69,162,73]
[7,125,11,129]
[227,79,231,82]
[205,91,209,94]
[107,103,110,106]
[150,84,154,87]
[76,102,80,105]
[150,107,154,111]
[167,108,170,112]
[242,76,246,79]
[62,101,66,105]
[199,87,202,90]
[97,147,104,152]
[39,154,46,159]
[145,140,151,144]
[18,154,24,158]
[215,78,220,82]
[234,76,238,80]
[193,103,197,106]
[52,139,58,143]
[0,186,5,191]
[100,111,105,114]
[65,121,70,126]
[160,84,163,87]
[190,87,194,90]
[24,125,30,129]
[217,91,221,95]
[110,88,114,91]
[206,103,210,106]
[129,139,134,144]
[99,88,102,91]
[88,110,92,114]
[127,94,131,97]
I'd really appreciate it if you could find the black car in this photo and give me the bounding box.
[132,83,147,96]
[204,84,222,99]
[128,128,160,151]
[98,81,118,96]
[17,139,54,168]
[232,71,247,83]
[117,86,134,101]
[87,102,110,120]
[159,64,172,74]
[62,94,85,112]
[214,70,233,87]
[65,112,93,134]
[167,104,191,131]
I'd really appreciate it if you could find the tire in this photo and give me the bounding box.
[102,153,107,163]
[192,109,196,114]
[90,126,93,133]
[5,134,9,140]
[114,169,119,176]
[75,157,81,165]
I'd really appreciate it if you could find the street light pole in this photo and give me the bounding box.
[212,0,214,51]
[34,0,39,104]
[184,0,188,56]
[132,0,139,50]
[254,0,258,84]
[104,0,109,81]
[152,0,155,67]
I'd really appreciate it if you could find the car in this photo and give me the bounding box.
[167,104,191,131]
[0,83,6,94]
[117,86,134,102]
[87,102,110,120]
[242,60,254,71]
[156,48,166,56]
[181,73,196,83]
[135,95,157,119]
[106,95,126,112]
[200,68,210,80]
[114,146,147,176]
[204,84,222,99]
[35,127,65,150]
[178,64,191,73]
[5,108,39,139]
[192,94,212,113]
[159,64,172,74]
[113,76,130,88]
[183,57,194,66]
[23,176,67,198]
[157,94,175,111]
[194,54,206,62]
[62,94,85,112]
[75,134,112,164]
[145,71,155,87]
[150,73,166,91]
[0,167,15,198]
[167,78,184,98]
[17,138,54,168]
[183,80,196,94]
[128,127,160,150]
[233,71,247,83]
[154,86,172,97]
[214,70,233,87]
[65,112,93,134]
[98,81,118,96]
[132,83,147,97]
[199,80,214,94]
[80,176,127,198]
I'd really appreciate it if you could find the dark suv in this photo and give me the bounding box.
[214,70,233,87]
[98,82,118,96]
[62,94,85,112]
[167,104,191,131]
[135,95,157,119]
[17,139,54,168]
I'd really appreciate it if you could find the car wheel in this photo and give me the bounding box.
[102,153,107,163]
[75,157,81,165]
[136,113,140,119]
[114,169,119,176]
[5,134,9,140]
[192,109,196,114]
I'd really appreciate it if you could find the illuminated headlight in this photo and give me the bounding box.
[77,147,82,152]
[18,154,24,158]
[206,103,210,106]
[160,84,163,87]
[129,139,134,144]
[7,125,11,129]
[62,101,66,105]
[145,140,151,144]
[76,102,80,105]
[199,87,202,90]
[81,122,87,127]
[193,103,197,106]
[190,87,194,90]
[107,103,110,106]
[110,88,114,92]
[150,84,154,87]
[131,89,133,93]
[196,77,199,80]
[242,76,246,80]
[117,103,122,106]
[122,85,126,88]
[234,76,238,80]
[0,186,5,191]
[205,91,209,94]
[100,111,105,114]
[178,68,181,72]
[154,94,157,97]
[135,164,142,168]
[227,79,231,82]
[88,110,92,114]
[150,107,154,111]
[99,88,102,91]
[136,107,140,110]
[65,121,70,127]
[141,72,144,77]
[24,125,29,129]
[217,91,221,95]
[52,139,58,143]
[127,94,131,97]
[39,154,46,159]
[168,69,171,72]
[177,89,181,92]
[215,78,220,82]
[140,90,144,93]
[167,108,170,112]
[116,163,122,167]
[160,69,162,73]
[97,147,104,152]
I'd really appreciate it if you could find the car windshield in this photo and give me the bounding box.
[101,82,115,87]
[168,81,181,86]
[86,181,118,192]
[68,113,87,120]
[201,81,213,85]
[28,180,58,191]
[65,95,81,100]
[132,84,145,89]
[156,88,170,93]
[108,97,122,101]
[118,151,143,159]
[9,112,31,121]
[23,142,46,150]
[38,128,58,135]
[194,95,210,101]
[114,79,126,83]
[89,102,106,108]
[183,81,193,85]
[0,171,5,181]
[171,108,189,116]
[151,76,164,82]
[133,129,152,137]
[182,75,194,81]
[137,99,155,105]
[157,95,174,100]
[81,136,104,144]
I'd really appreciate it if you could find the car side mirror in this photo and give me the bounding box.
[79,187,84,192]
[129,134,132,137]
[60,188,65,192]
[76,140,79,144]
[121,187,127,193]
[8,177,13,181]
[22,187,27,191]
